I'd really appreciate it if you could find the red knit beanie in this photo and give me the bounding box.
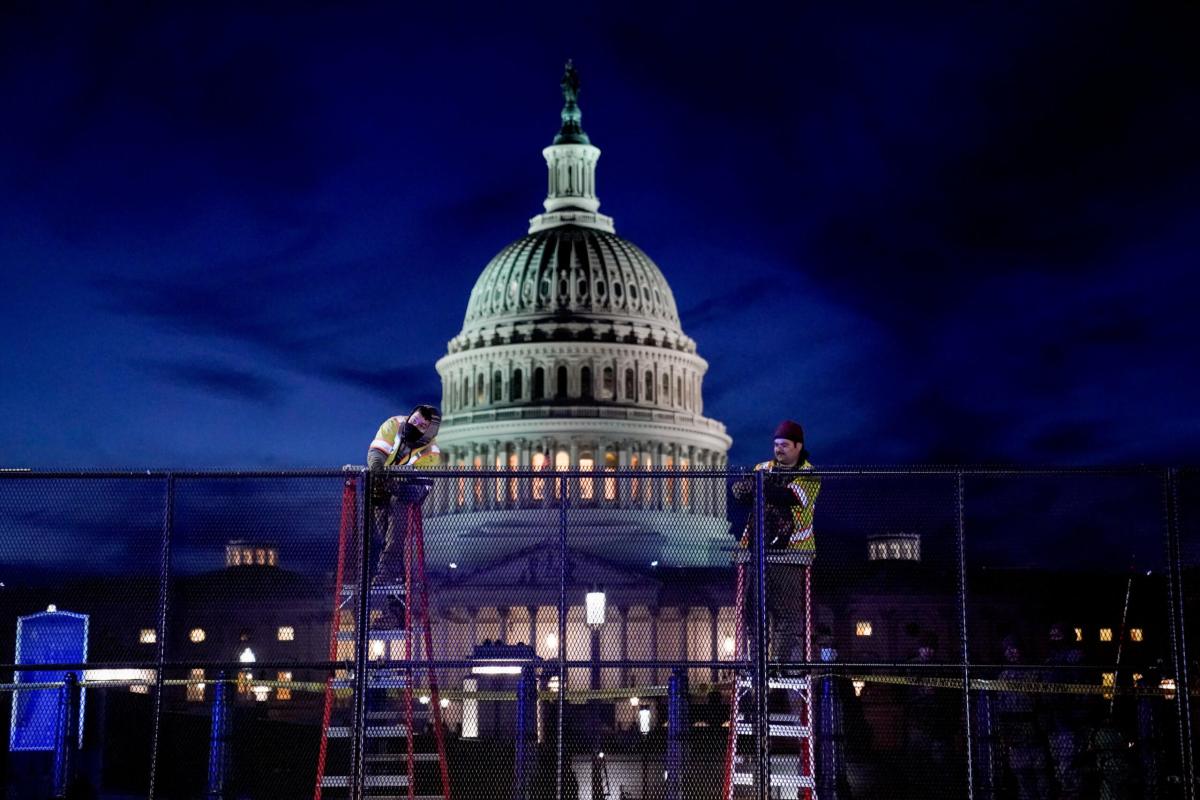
[773,420,805,443]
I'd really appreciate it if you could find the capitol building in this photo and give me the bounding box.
[423,63,733,571]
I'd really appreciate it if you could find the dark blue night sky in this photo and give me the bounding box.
[1,3,1197,468]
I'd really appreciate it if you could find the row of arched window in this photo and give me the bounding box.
[444,362,701,413]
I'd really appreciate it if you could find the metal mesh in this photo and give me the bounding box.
[0,468,1193,799]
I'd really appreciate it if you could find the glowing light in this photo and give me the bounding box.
[277,626,295,641]
[189,628,206,643]
[139,628,157,644]
[544,633,559,651]
[439,697,450,709]
[855,621,873,637]
[723,636,736,655]
[638,707,652,734]
[586,591,606,627]
[47,604,57,613]
[852,680,866,697]
[419,695,431,705]
[629,696,640,706]
[239,647,256,663]
[471,664,522,675]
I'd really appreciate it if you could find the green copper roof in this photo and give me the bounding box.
[553,60,590,145]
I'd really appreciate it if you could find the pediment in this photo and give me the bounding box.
[452,542,656,590]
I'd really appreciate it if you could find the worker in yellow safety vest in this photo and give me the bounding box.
[732,419,821,553]
[365,404,441,624]
[731,419,821,660]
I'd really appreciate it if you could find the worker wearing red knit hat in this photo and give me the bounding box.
[731,419,821,660]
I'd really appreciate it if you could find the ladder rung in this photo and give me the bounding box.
[364,752,440,762]
[732,772,816,788]
[324,724,411,738]
[342,584,407,596]
[321,774,411,788]
[735,722,812,738]
[336,630,411,640]
[736,676,812,691]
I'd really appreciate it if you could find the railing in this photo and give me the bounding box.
[0,467,1196,799]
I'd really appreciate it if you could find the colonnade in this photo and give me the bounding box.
[424,438,729,516]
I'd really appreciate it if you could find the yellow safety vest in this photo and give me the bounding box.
[369,416,441,468]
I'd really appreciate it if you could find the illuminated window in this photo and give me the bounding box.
[604,452,618,501]
[189,628,206,643]
[579,456,594,500]
[139,628,157,644]
[277,626,295,642]
[664,455,675,508]
[255,548,266,565]
[1101,671,1116,687]
[1074,627,1083,642]
[187,668,205,702]
[276,671,292,701]
[1100,628,1113,642]
[1130,628,1144,642]
[508,452,519,502]
[855,621,873,637]
[267,549,277,567]
[532,451,548,500]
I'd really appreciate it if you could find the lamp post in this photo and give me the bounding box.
[586,589,607,795]
[639,706,652,799]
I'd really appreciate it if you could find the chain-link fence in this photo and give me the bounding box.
[0,467,1195,799]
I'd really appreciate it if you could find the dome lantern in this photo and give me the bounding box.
[530,61,614,234]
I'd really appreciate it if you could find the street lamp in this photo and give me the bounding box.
[585,590,606,628]
[639,705,651,799]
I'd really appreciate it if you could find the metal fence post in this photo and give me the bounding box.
[667,667,688,800]
[1164,467,1195,799]
[352,470,373,800]
[816,665,843,800]
[51,671,81,799]
[514,665,537,800]
[557,472,568,800]
[205,671,231,800]
[753,469,770,800]
[148,473,175,800]
[955,471,975,800]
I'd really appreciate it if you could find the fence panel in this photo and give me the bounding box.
[0,468,1195,799]
[964,470,1180,799]
[0,474,166,798]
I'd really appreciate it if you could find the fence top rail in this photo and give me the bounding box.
[0,465,1184,479]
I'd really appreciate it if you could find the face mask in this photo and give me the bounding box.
[401,422,424,444]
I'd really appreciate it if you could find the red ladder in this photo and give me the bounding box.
[723,552,817,800]
[314,477,452,800]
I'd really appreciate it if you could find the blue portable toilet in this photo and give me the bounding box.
[10,606,89,752]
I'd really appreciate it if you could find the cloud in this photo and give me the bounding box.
[321,364,441,400]
[134,358,283,403]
